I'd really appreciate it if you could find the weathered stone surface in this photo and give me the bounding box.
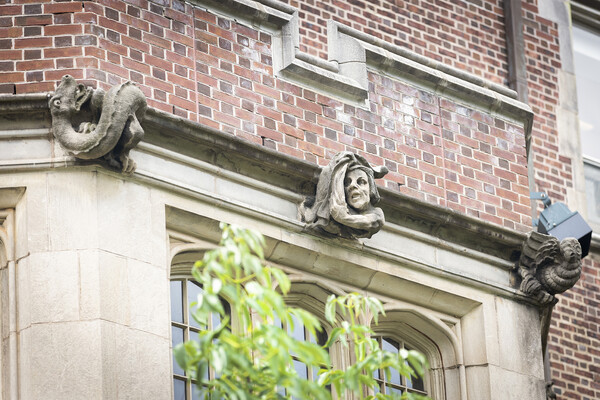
[299,151,388,239]
[49,75,147,174]
[518,231,582,304]
[19,321,103,399]
[101,322,171,399]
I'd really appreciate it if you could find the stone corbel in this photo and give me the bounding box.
[299,151,388,239]
[517,230,582,305]
[48,75,147,174]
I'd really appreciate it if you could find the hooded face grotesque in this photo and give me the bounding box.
[344,168,370,212]
[299,151,388,239]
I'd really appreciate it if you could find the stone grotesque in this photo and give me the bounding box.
[518,230,582,305]
[300,151,388,239]
[49,75,147,174]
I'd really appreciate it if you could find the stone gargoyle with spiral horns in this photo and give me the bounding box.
[518,230,582,305]
[49,75,147,174]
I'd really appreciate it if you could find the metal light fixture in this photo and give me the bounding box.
[532,192,593,258]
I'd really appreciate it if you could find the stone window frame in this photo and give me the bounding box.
[0,188,25,400]
[166,228,460,400]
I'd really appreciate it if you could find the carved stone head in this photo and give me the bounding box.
[299,151,388,239]
[48,75,93,118]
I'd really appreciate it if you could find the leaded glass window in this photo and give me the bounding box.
[373,337,427,397]
[274,314,328,398]
[171,278,229,400]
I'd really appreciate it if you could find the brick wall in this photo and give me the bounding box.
[279,0,508,85]
[549,255,600,400]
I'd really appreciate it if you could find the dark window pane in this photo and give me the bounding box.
[188,281,204,329]
[408,374,425,391]
[382,338,399,353]
[172,326,185,376]
[373,368,380,380]
[170,281,183,324]
[173,378,186,400]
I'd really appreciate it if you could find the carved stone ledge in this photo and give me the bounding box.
[48,75,147,174]
[517,230,582,305]
[299,151,388,239]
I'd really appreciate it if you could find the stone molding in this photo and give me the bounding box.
[0,95,526,269]
[0,187,25,400]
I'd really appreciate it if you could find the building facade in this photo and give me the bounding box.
[0,0,598,399]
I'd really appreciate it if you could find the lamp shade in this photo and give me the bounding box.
[537,202,592,258]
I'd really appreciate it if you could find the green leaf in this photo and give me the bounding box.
[325,294,337,323]
[173,343,189,371]
[271,267,291,295]
[324,327,343,348]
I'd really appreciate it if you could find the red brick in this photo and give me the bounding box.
[14,37,53,48]
[44,47,82,58]
[45,68,84,81]
[144,54,172,72]
[143,32,171,49]
[0,27,23,38]
[99,60,129,79]
[99,16,128,35]
[44,2,83,14]
[169,94,196,112]
[15,81,53,93]
[44,24,83,36]
[16,59,54,71]
[0,71,24,83]
[15,15,52,26]
[0,5,22,15]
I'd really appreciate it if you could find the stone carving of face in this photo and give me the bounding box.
[344,169,370,212]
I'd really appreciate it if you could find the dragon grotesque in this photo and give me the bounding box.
[518,230,582,305]
[49,75,147,174]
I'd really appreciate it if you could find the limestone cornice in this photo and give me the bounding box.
[0,94,526,266]
[143,107,527,266]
